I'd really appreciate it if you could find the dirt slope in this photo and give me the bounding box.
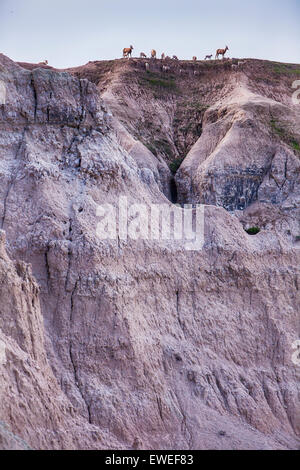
[67,57,300,162]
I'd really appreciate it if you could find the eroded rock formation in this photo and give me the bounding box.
[0,53,299,449]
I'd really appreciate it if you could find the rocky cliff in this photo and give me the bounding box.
[0,53,299,449]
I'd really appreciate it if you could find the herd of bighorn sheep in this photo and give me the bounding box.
[122,44,248,72]
[123,45,230,61]
[37,45,235,72]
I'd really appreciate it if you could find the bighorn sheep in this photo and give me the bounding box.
[151,49,156,59]
[215,46,229,60]
[140,52,147,58]
[123,45,134,58]
[192,56,197,62]
[205,54,213,60]
[161,53,165,60]
[172,55,179,60]
[39,60,48,65]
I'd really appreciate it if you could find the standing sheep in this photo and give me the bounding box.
[215,46,229,60]
[123,45,134,58]
[151,49,156,59]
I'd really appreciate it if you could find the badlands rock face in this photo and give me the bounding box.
[0,53,299,449]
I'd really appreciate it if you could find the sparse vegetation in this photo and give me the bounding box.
[140,72,177,95]
[291,140,300,152]
[172,100,208,157]
[270,119,286,138]
[170,158,184,174]
[270,119,300,154]
[189,102,209,112]
[245,227,261,235]
[144,142,158,156]
[147,77,176,90]
[153,138,173,158]
[143,139,173,160]
[272,63,300,76]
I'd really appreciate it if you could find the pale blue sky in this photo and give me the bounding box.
[0,0,299,68]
